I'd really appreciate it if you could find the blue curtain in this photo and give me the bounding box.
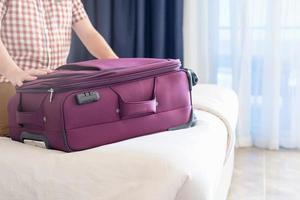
[68,0,183,62]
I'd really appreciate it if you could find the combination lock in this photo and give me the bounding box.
[75,91,100,105]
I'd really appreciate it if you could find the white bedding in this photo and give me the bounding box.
[0,84,238,200]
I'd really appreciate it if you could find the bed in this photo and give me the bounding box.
[0,84,238,200]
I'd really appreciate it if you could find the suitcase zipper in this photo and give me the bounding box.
[48,88,54,102]
[17,64,179,96]
[65,65,178,90]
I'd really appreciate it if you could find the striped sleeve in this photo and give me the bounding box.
[72,0,88,25]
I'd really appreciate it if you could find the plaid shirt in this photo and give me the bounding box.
[0,0,87,82]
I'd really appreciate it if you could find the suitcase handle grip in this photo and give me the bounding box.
[120,98,157,118]
[16,110,44,128]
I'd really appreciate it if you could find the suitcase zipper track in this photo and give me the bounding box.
[16,64,179,94]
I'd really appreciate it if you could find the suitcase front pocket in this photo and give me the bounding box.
[63,88,120,130]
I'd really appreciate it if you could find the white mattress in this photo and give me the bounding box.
[0,84,238,200]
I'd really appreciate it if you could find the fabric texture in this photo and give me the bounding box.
[68,0,184,62]
[184,0,300,149]
[0,84,238,200]
[0,83,15,137]
[0,0,87,82]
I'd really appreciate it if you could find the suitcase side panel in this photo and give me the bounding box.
[9,92,70,151]
[62,71,192,151]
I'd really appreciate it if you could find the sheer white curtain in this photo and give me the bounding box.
[184,0,300,149]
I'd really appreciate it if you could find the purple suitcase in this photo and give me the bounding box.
[8,58,198,152]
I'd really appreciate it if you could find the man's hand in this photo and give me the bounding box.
[0,39,52,87]
[4,68,52,87]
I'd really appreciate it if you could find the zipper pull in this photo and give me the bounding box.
[48,88,54,102]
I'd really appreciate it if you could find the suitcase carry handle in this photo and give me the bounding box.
[114,78,158,119]
[120,98,157,118]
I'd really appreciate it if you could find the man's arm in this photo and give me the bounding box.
[0,0,51,86]
[72,18,118,59]
[0,39,52,86]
